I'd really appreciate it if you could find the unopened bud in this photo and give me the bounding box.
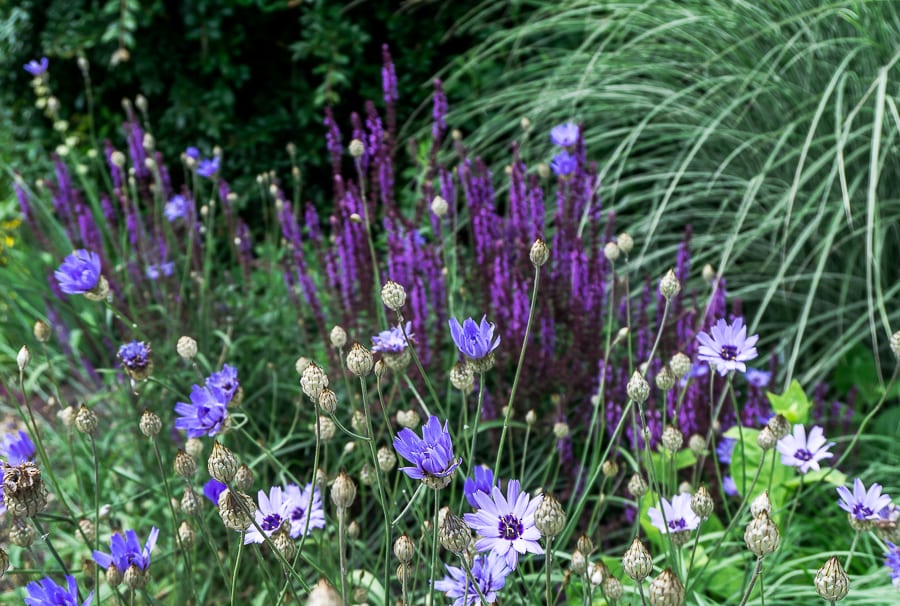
[553,422,570,439]
[396,409,420,430]
[744,511,780,557]
[234,464,253,492]
[176,336,198,359]
[757,426,777,451]
[346,343,374,377]
[691,486,714,519]
[329,326,347,349]
[750,491,771,517]
[174,450,197,479]
[33,320,52,342]
[208,441,239,484]
[659,269,681,299]
[348,139,365,158]
[648,568,684,606]
[381,280,407,311]
[669,353,692,379]
[688,434,706,455]
[300,363,329,402]
[815,556,849,601]
[529,238,549,267]
[629,474,648,498]
[655,365,676,391]
[178,521,195,549]
[601,460,619,478]
[75,404,98,435]
[702,264,716,284]
[617,233,634,255]
[627,371,650,404]
[662,425,683,453]
[534,494,566,538]
[331,471,357,510]
[603,241,620,262]
[139,409,162,438]
[17,346,30,372]
[767,414,791,440]
[623,538,653,582]
[431,195,448,217]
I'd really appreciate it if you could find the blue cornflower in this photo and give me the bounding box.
[549,151,576,176]
[1,430,36,465]
[24,57,49,77]
[393,415,461,489]
[648,493,701,536]
[745,368,771,388]
[244,486,293,545]
[174,384,229,438]
[776,424,834,474]
[203,478,227,505]
[463,465,496,509]
[284,483,326,538]
[716,436,736,465]
[837,478,892,522]
[696,317,759,375]
[886,542,900,588]
[117,340,153,381]
[463,480,543,569]
[449,316,500,363]
[54,250,102,295]
[145,262,175,280]
[184,146,200,160]
[197,156,220,178]
[371,322,412,354]
[434,551,511,606]
[92,527,159,574]
[206,364,239,403]
[164,195,190,222]
[549,122,579,147]
[24,575,92,606]
[723,476,738,497]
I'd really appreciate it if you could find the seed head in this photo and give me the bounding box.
[217,488,254,531]
[815,556,849,601]
[662,425,683,453]
[347,519,360,539]
[655,365,676,391]
[315,416,336,441]
[669,353,692,379]
[577,535,594,555]
[329,325,347,349]
[431,195,448,217]
[17,346,30,372]
[381,280,407,311]
[394,534,415,563]
[617,232,634,255]
[139,409,162,438]
[307,578,341,606]
[589,561,609,586]
[331,471,357,510]
[525,409,537,425]
[396,409,421,430]
[74,404,98,435]
[106,564,123,588]
[534,493,566,538]
[234,464,254,492]
[174,449,197,479]
[272,525,296,561]
[9,517,35,547]
[702,263,716,283]
[603,241,620,262]
[627,371,650,404]
[3,461,48,518]
[691,486,714,519]
[295,356,311,375]
[623,537,653,582]
[659,269,681,299]
[688,434,706,455]
[33,320,52,342]
[602,459,619,478]
[351,409,368,437]
[79,518,96,543]
[348,139,365,158]
[178,521,195,549]
[744,511,780,557]
[359,464,376,486]
[648,568,684,606]
[180,486,199,515]
[604,576,624,599]
[318,388,338,415]
[767,414,791,440]
[300,363,329,402]
[346,343,374,376]
[208,441,239,484]
[377,446,396,472]
[530,238,550,267]
[629,474,648,498]
[449,362,475,393]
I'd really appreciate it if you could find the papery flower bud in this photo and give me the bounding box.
[396,409,420,430]
[59,405,77,429]
[347,520,360,539]
[176,336,198,359]
[174,449,197,479]
[34,320,52,342]
[3,462,47,518]
[440,511,471,556]
[315,416,336,441]
[604,576,624,599]
[525,409,536,425]
[348,139,365,158]
[627,371,650,404]
[601,460,619,478]
[377,446,396,472]
[139,409,162,438]
[691,486,714,519]
[105,564,123,588]
[346,343,374,377]
[351,409,367,437]
[744,511,780,557]
[329,326,347,349]
[589,561,609,586]
[655,365,676,391]
[757,426,777,451]
[394,533,415,563]
[17,346,30,372]
[359,464,376,486]
[629,474,648,498]
[530,238,549,267]
[648,568,684,606]
[688,434,706,455]
[295,356,310,375]
[124,564,149,590]
[449,362,475,393]
[576,535,594,556]
[815,556,849,601]
[208,441,239,484]
[534,494,566,539]
[381,280,407,311]
[10,517,35,547]
[178,520,195,549]
[318,388,338,415]
[431,195,448,217]
[669,353,692,379]
[234,464,254,492]
[331,471,357,510]
[702,263,716,284]
[185,437,204,459]
[301,363,329,402]
[272,525,296,561]
[307,578,341,606]
[75,404,98,435]
[553,422,570,439]
[570,550,587,575]
[767,414,791,440]
[218,488,254,530]
[623,537,653,582]
[662,425,683,453]
[181,486,199,515]
[659,269,681,299]
[617,232,634,255]
[603,241,620,262]
[79,518,96,543]
[751,491,771,517]
[891,330,900,360]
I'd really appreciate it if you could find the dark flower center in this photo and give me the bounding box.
[498,513,523,541]
[261,513,283,532]
[668,518,687,531]
[291,507,305,521]
[720,345,739,361]
[852,503,874,519]
[793,449,813,462]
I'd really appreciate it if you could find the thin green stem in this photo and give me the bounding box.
[738,557,764,606]
[844,529,861,570]
[230,532,245,606]
[360,378,392,602]
[338,508,348,605]
[544,536,554,606]
[429,489,440,606]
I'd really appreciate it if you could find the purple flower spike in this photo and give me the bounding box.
[203,478,227,505]
[648,493,701,536]
[549,150,576,176]
[434,551,511,606]
[463,465,496,509]
[93,527,160,573]
[174,384,229,438]
[696,317,759,375]
[549,122,579,147]
[745,368,772,388]
[197,156,220,178]
[886,542,900,588]
[449,316,500,362]
[837,478,892,521]
[776,424,834,474]
[1,430,36,465]
[25,575,93,606]
[24,57,49,76]
[393,415,461,489]
[145,262,175,280]
[463,479,544,570]
[54,249,102,295]
[371,322,412,354]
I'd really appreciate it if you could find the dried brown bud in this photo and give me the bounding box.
[75,404,98,435]
[331,471,357,510]
[139,409,162,438]
[174,449,197,479]
[3,462,48,517]
[744,511,780,557]
[530,238,550,267]
[218,488,254,531]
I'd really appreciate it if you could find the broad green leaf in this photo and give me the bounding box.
[765,379,811,424]
[725,427,791,512]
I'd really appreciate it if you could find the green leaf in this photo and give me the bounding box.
[765,379,811,424]
[725,427,792,512]
[649,448,697,478]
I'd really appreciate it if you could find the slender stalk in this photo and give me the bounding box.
[338,507,348,605]
[459,556,490,606]
[737,557,764,606]
[151,440,195,602]
[354,155,388,330]
[429,489,440,606]
[544,536,555,605]
[464,373,486,485]
[360,378,392,601]
[397,311,443,414]
[230,532,245,606]
[844,529,861,570]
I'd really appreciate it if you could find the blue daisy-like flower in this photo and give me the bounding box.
[549,122,579,147]
[696,317,759,375]
[24,575,92,606]
[463,465,496,509]
[206,364,239,404]
[54,250,102,295]
[549,150,576,176]
[184,146,200,160]
[776,424,834,474]
[837,478,892,522]
[393,415,461,489]
[92,527,160,573]
[1,430,36,465]
[648,493,701,536]
[449,316,500,362]
[463,479,544,570]
[284,483,326,538]
[433,551,511,606]
[24,57,49,77]
[164,195,190,222]
[371,322,412,354]
[197,156,220,178]
[174,384,229,438]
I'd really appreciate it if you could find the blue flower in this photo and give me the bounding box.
[54,250,102,295]
[164,195,189,222]
[117,341,152,380]
[463,480,543,570]
[93,527,160,573]
[371,322,412,354]
[1,430,36,465]
[25,575,92,606]
[716,436,736,465]
[696,317,759,375]
[745,368,771,388]
[722,476,738,497]
[885,542,900,588]
[648,493,701,536]
[284,483,326,538]
[434,551,511,606]
[24,57,49,77]
[203,478,227,505]
[393,415,461,489]
[837,478,892,521]
[206,364,239,403]
[549,122,579,147]
[549,151,576,176]
[197,156,220,178]
[776,424,834,474]
[145,262,175,280]
[463,465,496,509]
[244,483,326,544]
[184,146,200,160]
[174,385,229,438]
[449,316,500,362]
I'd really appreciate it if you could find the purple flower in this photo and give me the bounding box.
[723,476,738,497]
[745,368,771,388]
[93,527,160,572]
[716,436,736,465]
[449,316,500,361]
[1,430,36,465]
[197,156,220,178]
[184,146,200,160]
[206,364,239,403]
[837,478,892,521]
[393,415,461,489]
[463,465,496,509]
[433,551,511,606]
[678,362,709,387]
[244,486,294,544]
[164,195,189,221]
[886,542,900,588]
[203,478,227,505]
[696,317,759,375]
[463,480,544,569]
[24,57,49,77]
[25,575,92,606]
[549,151,576,176]
[776,424,834,474]
[549,122,579,147]
[145,262,175,280]
[284,483,326,538]
[648,493,701,536]
[118,340,152,375]
[174,385,229,438]
[371,322,412,354]
[54,250,102,295]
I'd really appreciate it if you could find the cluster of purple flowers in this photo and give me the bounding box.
[393,416,461,489]
[174,364,239,438]
[244,483,325,544]
[54,250,102,295]
[92,526,159,575]
[24,575,92,606]
[117,340,152,380]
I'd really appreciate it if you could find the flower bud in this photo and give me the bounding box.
[178,521,195,549]
[208,441,239,484]
[396,409,420,430]
[662,425,683,453]
[315,416,336,442]
[529,238,550,267]
[180,486,199,515]
[691,486,714,519]
[815,556,849,601]
[348,139,365,158]
[176,336,198,359]
[702,263,716,284]
[347,519,360,539]
[604,576,624,600]
[655,365,676,391]
[174,449,197,479]
[744,511,780,557]
[648,568,684,606]
[622,537,653,581]
[767,414,791,440]
[534,494,566,539]
[377,446,396,472]
[688,434,706,455]
[139,409,162,438]
[301,363,329,402]
[218,488,254,530]
[570,550,587,575]
[17,346,30,372]
[589,561,609,586]
[439,510,471,556]
[331,471,357,510]
[272,525,296,561]
[75,405,98,435]
[314,389,336,417]
[346,343,374,377]
[750,491,771,517]
[78,518,96,543]
[627,371,650,404]
[329,325,347,349]
[308,578,341,605]
[659,269,681,299]
[431,195,448,217]
[617,232,634,255]
[553,422,569,439]
[525,409,536,425]
[756,426,777,451]
[381,280,407,311]
[106,564,123,588]
[669,353,692,379]
[628,474,648,498]
[234,464,254,492]
[185,437,204,459]
[603,241,620,262]
[449,362,475,393]
[295,356,310,375]
[575,535,594,556]
[59,405,77,429]
[601,460,619,478]
[124,566,148,591]
[393,534,415,563]
[33,320,52,342]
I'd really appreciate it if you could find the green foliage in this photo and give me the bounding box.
[766,379,811,425]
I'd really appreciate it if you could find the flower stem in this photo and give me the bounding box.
[338,508,348,605]
[360,377,392,602]
[230,532,244,606]
[737,557,764,606]
[429,489,440,606]
[844,529,861,570]
[545,536,555,605]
